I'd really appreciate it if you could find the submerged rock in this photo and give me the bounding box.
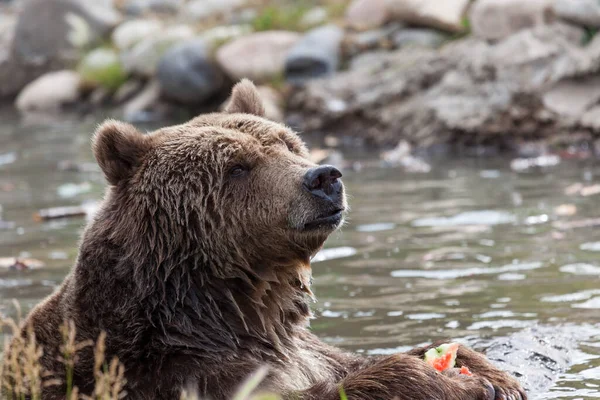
[157,38,224,104]
[285,25,344,84]
[216,31,300,82]
[16,70,81,111]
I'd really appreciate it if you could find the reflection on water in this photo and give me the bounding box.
[1,113,600,398]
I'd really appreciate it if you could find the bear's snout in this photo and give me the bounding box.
[303,165,342,199]
[300,164,345,231]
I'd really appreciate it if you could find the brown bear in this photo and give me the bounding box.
[8,80,526,400]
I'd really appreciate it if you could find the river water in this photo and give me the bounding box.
[1,113,600,399]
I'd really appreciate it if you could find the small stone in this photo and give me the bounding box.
[285,25,344,84]
[553,0,600,28]
[580,184,600,197]
[470,0,555,41]
[216,31,300,82]
[554,204,577,216]
[120,0,183,16]
[392,28,447,49]
[16,70,81,111]
[180,0,246,23]
[200,24,252,49]
[157,38,224,104]
[300,7,328,29]
[385,0,470,33]
[112,19,163,51]
[346,0,389,30]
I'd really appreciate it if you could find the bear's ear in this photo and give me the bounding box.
[93,120,152,185]
[225,79,266,117]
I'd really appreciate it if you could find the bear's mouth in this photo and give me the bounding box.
[303,208,344,231]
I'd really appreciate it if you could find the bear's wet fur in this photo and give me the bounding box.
[8,80,527,400]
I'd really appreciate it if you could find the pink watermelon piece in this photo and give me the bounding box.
[424,343,460,372]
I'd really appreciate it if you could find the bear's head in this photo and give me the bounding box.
[91,80,346,285]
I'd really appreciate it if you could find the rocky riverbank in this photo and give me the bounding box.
[3,0,600,154]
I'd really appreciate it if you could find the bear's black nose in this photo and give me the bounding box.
[304,165,342,199]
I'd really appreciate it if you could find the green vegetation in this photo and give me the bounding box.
[77,48,128,92]
[252,3,312,32]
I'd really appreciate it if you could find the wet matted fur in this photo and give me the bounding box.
[8,80,526,400]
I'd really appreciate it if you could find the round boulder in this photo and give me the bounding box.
[13,0,121,64]
[121,25,195,77]
[345,0,389,29]
[216,31,300,82]
[285,25,344,84]
[78,47,127,91]
[16,70,81,111]
[156,38,224,104]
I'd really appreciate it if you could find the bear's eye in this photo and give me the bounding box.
[279,138,294,153]
[229,165,248,178]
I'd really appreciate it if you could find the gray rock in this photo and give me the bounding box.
[200,24,252,49]
[542,78,600,118]
[285,25,344,84]
[157,38,224,104]
[385,0,470,33]
[216,31,300,82]
[470,0,555,41]
[392,28,447,49]
[13,0,121,65]
[345,0,389,29]
[121,0,183,16]
[16,70,81,111]
[112,19,163,51]
[288,23,600,148]
[0,13,53,99]
[121,25,194,77]
[553,0,600,28]
[180,0,246,23]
